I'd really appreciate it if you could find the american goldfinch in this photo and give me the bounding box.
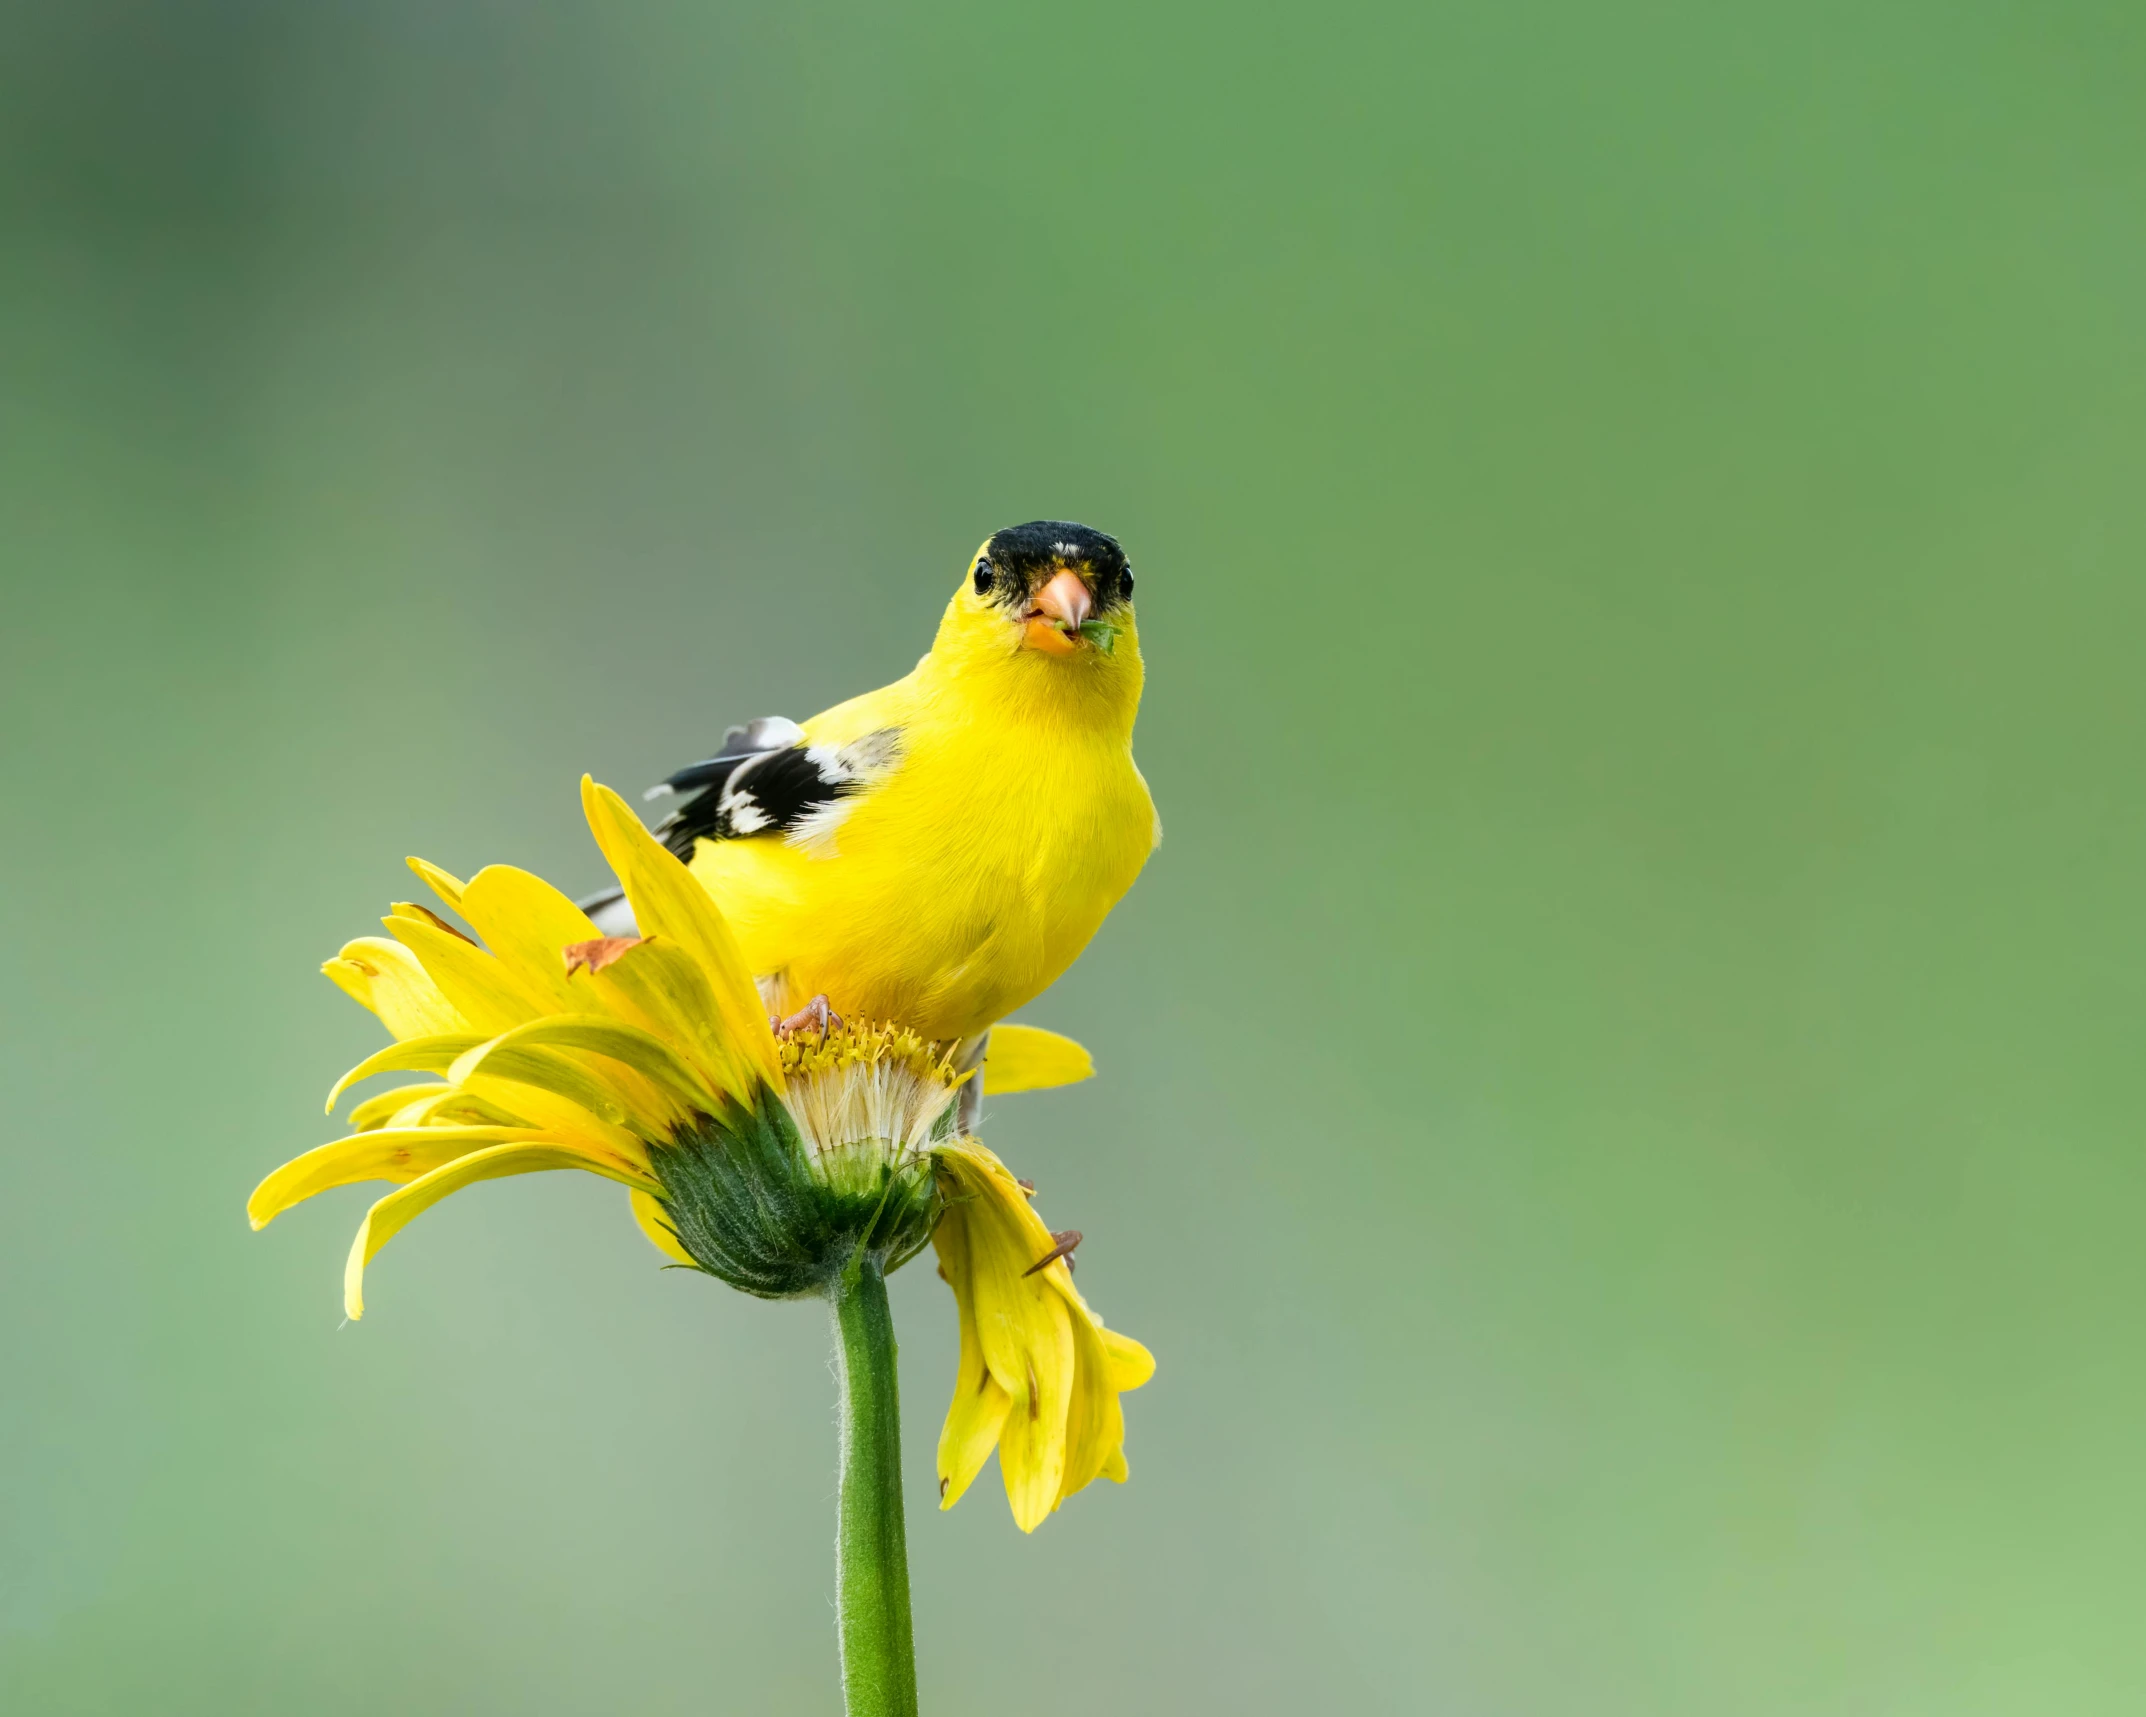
[586,521,1157,1069]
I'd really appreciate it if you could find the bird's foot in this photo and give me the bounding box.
[772,995,842,1040]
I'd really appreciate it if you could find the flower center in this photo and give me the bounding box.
[778,1022,968,1166]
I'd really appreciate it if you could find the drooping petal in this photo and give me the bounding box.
[942,1373,1015,1509]
[1102,1327,1157,1392]
[343,1139,660,1319]
[1039,1253,1153,1503]
[964,1202,1076,1530]
[1053,1298,1126,1505]
[248,1126,549,1228]
[579,776,784,1093]
[930,1139,1151,1532]
[989,1303,1076,1527]
[982,1025,1095,1095]
[322,937,469,1041]
[933,1193,1016,1510]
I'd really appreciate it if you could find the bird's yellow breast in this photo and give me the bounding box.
[688,670,1154,1042]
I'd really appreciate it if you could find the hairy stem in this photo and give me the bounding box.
[831,1259,918,1717]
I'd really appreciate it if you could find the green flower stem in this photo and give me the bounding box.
[830,1258,918,1717]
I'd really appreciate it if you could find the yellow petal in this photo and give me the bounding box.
[346,1084,526,1132]
[579,777,784,1092]
[1045,1272,1154,1505]
[343,1139,659,1319]
[572,937,760,1102]
[322,937,469,1041]
[1037,1248,1153,1502]
[1101,1328,1157,1392]
[384,912,547,1036]
[932,1143,1074,1531]
[1052,1299,1126,1507]
[326,1033,485,1113]
[933,1192,1016,1511]
[982,1025,1095,1095]
[346,1084,453,1131]
[405,856,468,914]
[466,1015,719,1123]
[248,1126,548,1228]
[628,1188,698,1266]
[447,1033,636,1129]
[453,865,609,1013]
[443,1031,663,1166]
[943,1373,1015,1511]
[454,1072,648,1169]
[930,1138,1151,1531]
[983,1257,1075,1531]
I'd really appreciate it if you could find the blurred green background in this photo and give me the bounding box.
[5,1,2143,1711]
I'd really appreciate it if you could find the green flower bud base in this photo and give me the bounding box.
[647,1086,939,1298]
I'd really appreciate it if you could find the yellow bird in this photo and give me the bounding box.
[585,521,1157,1095]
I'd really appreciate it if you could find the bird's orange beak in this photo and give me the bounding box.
[1021,568,1092,655]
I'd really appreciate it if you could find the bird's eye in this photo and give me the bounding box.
[973,559,995,595]
[1119,566,1135,599]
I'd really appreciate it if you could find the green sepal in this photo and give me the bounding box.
[1076,619,1118,655]
[647,1085,940,1299]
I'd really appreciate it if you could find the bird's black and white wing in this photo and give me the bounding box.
[578,717,901,937]
[647,719,902,858]
[640,716,807,856]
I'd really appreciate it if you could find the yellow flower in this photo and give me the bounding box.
[250,776,1151,1529]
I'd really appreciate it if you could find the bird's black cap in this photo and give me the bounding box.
[977,520,1133,614]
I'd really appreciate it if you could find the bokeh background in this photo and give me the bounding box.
[6,2,2144,1712]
